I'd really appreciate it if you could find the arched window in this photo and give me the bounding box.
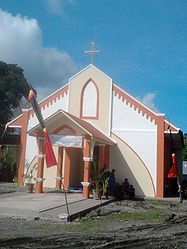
[81,80,99,119]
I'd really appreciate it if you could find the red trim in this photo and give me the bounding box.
[156,115,165,197]
[80,79,99,119]
[112,132,156,196]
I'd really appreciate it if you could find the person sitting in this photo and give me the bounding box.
[122,178,130,196]
[128,185,135,199]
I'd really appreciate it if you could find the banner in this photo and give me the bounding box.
[28,88,57,167]
[49,135,82,148]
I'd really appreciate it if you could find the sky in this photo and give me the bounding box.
[0,0,186,131]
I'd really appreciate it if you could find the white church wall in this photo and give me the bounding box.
[43,145,58,188]
[112,91,157,192]
[110,133,155,197]
[25,135,38,171]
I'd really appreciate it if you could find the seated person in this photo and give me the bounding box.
[122,178,130,196]
[128,185,135,199]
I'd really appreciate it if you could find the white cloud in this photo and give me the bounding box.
[0,9,78,99]
[139,93,158,112]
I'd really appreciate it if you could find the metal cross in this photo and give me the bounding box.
[84,42,100,64]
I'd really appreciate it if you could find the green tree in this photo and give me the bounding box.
[183,134,187,160]
[0,61,30,136]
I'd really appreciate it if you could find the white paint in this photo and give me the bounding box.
[108,78,113,137]
[112,93,157,190]
[112,93,156,130]
[82,80,97,117]
[25,135,38,168]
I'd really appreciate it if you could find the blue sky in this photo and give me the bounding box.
[0,0,187,131]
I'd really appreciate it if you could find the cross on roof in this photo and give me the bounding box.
[84,42,100,64]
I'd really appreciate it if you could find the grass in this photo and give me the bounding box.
[29,199,170,234]
[112,209,165,221]
[65,208,166,233]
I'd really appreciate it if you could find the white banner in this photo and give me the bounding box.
[49,134,82,148]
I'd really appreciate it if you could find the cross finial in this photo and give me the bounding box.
[84,42,100,64]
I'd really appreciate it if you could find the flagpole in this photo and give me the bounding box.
[56,157,70,221]
[62,180,71,222]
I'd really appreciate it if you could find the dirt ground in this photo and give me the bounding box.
[0,198,187,249]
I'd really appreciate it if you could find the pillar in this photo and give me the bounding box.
[56,146,63,189]
[35,137,45,193]
[63,148,71,189]
[156,115,165,197]
[18,109,29,185]
[82,136,92,199]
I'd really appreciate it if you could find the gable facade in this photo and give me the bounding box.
[8,64,182,198]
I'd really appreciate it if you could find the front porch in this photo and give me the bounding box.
[27,110,115,199]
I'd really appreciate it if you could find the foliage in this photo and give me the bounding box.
[183,140,187,161]
[91,158,109,196]
[25,162,38,183]
[0,61,30,135]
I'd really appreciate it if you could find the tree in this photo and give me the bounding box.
[0,61,30,136]
[183,133,187,161]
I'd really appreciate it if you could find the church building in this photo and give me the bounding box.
[8,64,184,198]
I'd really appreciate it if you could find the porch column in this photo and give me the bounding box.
[18,109,29,186]
[64,148,71,189]
[82,136,92,199]
[35,137,45,193]
[156,115,165,197]
[56,146,63,189]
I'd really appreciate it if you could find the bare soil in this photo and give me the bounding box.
[0,198,187,249]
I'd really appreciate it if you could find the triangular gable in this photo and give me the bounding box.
[28,109,115,145]
[69,64,112,82]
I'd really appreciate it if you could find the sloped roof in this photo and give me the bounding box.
[8,65,180,133]
[28,109,115,145]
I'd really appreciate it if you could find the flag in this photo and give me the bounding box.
[27,88,45,129]
[28,87,57,168]
[167,153,178,178]
[43,128,57,168]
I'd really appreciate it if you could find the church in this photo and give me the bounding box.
[8,63,184,198]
